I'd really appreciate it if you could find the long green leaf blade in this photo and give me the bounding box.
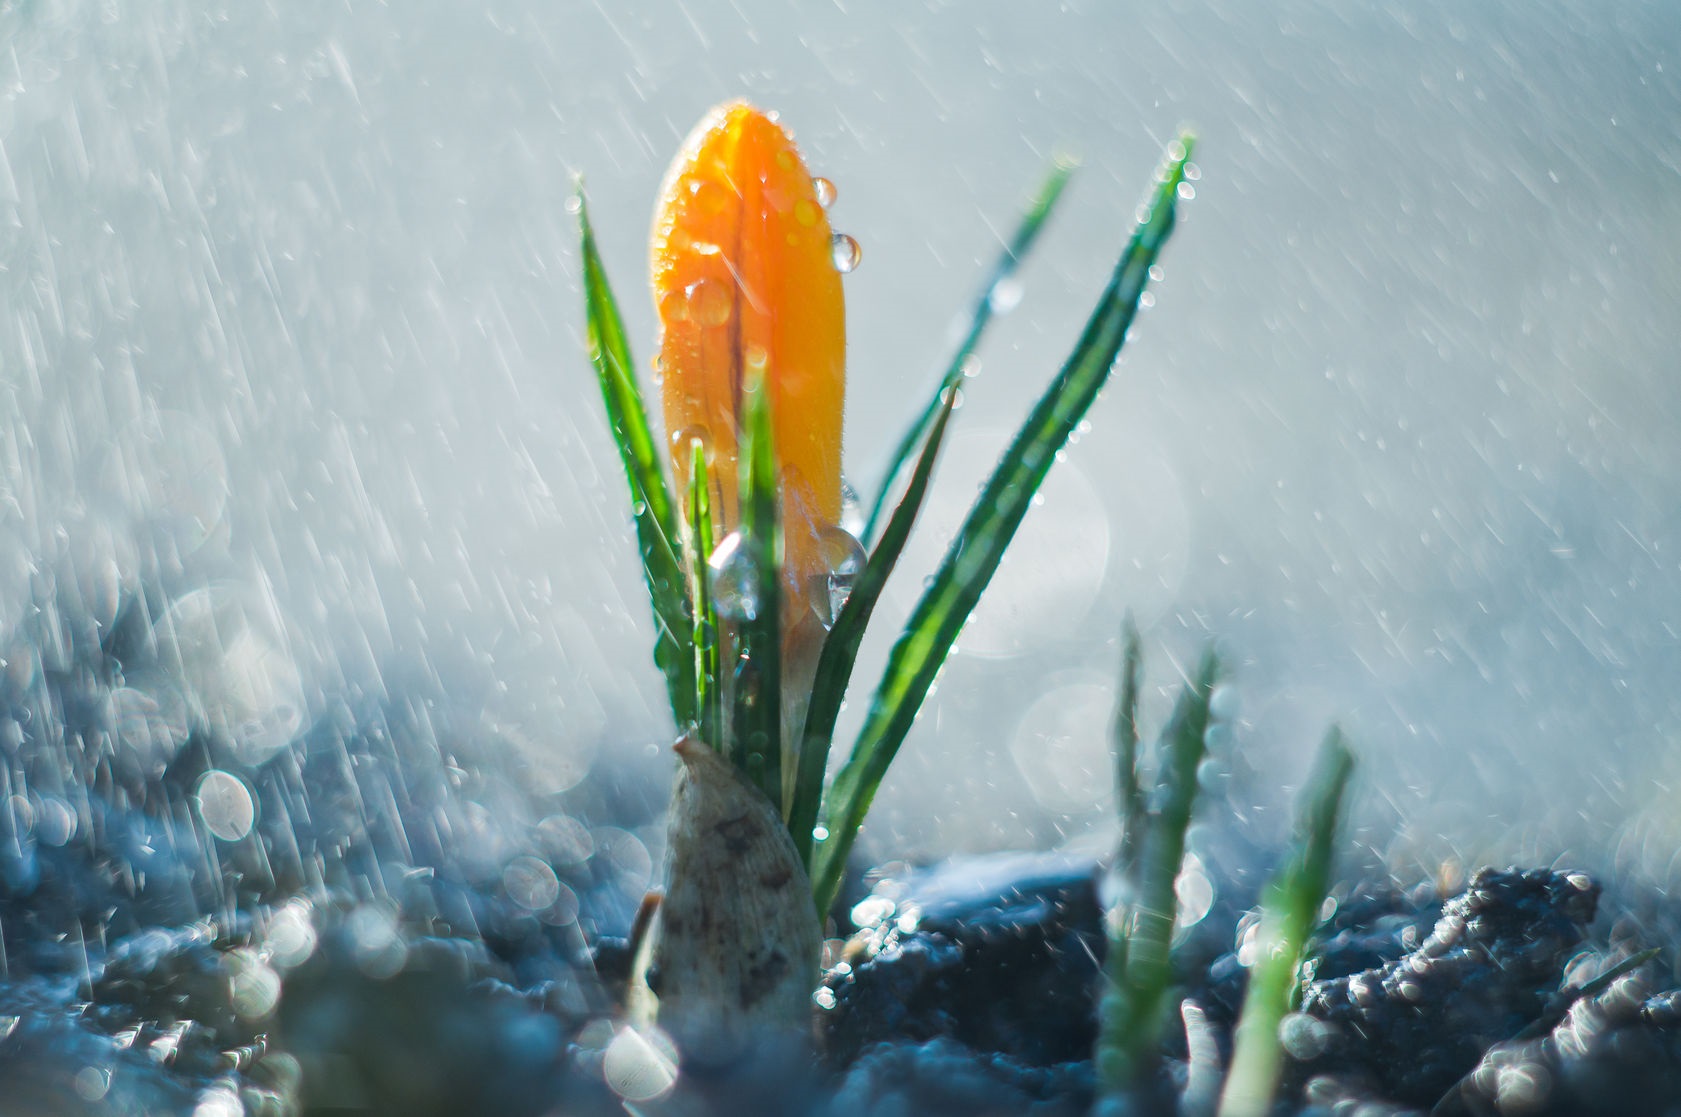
[687,438,722,750]
[790,382,961,873]
[813,134,1196,910]
[729,363,783,812]
[862,156,1077,547]
[1218,730,1355,1117]
[576,185,695,730]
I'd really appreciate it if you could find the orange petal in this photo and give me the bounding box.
[650,102,847,601]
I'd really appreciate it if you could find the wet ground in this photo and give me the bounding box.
[4,568,1680,1115]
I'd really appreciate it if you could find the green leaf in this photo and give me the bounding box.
[1217,730,1355,1117]
[686,438,722,750]
[812,134,1197,911]
[1099,648,1219,1097]
[576,185,695,730]
[790,381,961,874]
[862,156,1078,547]
[729,362,783,812]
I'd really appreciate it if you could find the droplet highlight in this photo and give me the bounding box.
[812,177,837,208]
[688,279,732,327]
[807,524,866,628]
[830,233,861,274]
[708,532,761,622]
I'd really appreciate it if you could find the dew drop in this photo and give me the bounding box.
[688,279,732,327]
[988,277,1024,314]
[830,233,861,273]
[839,477,864,538]
[708,532,760,621]
[671,425,714,464]
[807,524,866,628]
[812,177,837,208]
[1148,264,1165,282]
[659,289,691,324]
[1176,181,1196,201]
[1139,291,1156,308]
[793,199,818,227]
[692,179,729,214]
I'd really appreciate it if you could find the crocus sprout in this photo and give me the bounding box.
[579,99,1192,1039]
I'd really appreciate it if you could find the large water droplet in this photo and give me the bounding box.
[839,476,865,538]
[807,524,866,628]
[671,425,714,466]
[988,277,1024,314]
[708,532,760,621]
[688,279,732,326]
[830,233,861,274]
[812,177,837,208]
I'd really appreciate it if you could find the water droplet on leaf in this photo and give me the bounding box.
[807,524,866,628]
[708,532,760,621]
[988,277,1023,314]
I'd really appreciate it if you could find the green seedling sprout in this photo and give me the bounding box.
[1218,730,1356,1117]
[1099,647,1220,1098]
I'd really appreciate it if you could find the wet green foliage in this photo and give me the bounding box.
[581,134,1196,917]
[1098,646,1219,1097]
[575,189,695,730]
[1218,731,1356,1117]
[860,155,1078,547]
[730,368,785,810]
[812,135,1197,912]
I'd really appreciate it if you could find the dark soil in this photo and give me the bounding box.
[4,573,1680,1115]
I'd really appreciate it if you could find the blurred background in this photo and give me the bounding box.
[2,0,1677,907]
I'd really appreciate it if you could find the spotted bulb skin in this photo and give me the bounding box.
[650,102,847,598]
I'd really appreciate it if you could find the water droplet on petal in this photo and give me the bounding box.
[830,233,861,273]
[812,177,837,208]
[708,532,760,621]
[672,425,714,465]
[793,199,818,227]
[688,279,732,326]
[807,524,866,628]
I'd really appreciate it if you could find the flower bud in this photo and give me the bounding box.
[650,102,847,603]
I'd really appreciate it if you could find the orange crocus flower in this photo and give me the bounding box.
[650,102,847,610]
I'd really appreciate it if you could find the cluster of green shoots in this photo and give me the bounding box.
[1098,625,1357,1114]
[579,124,1193,915]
